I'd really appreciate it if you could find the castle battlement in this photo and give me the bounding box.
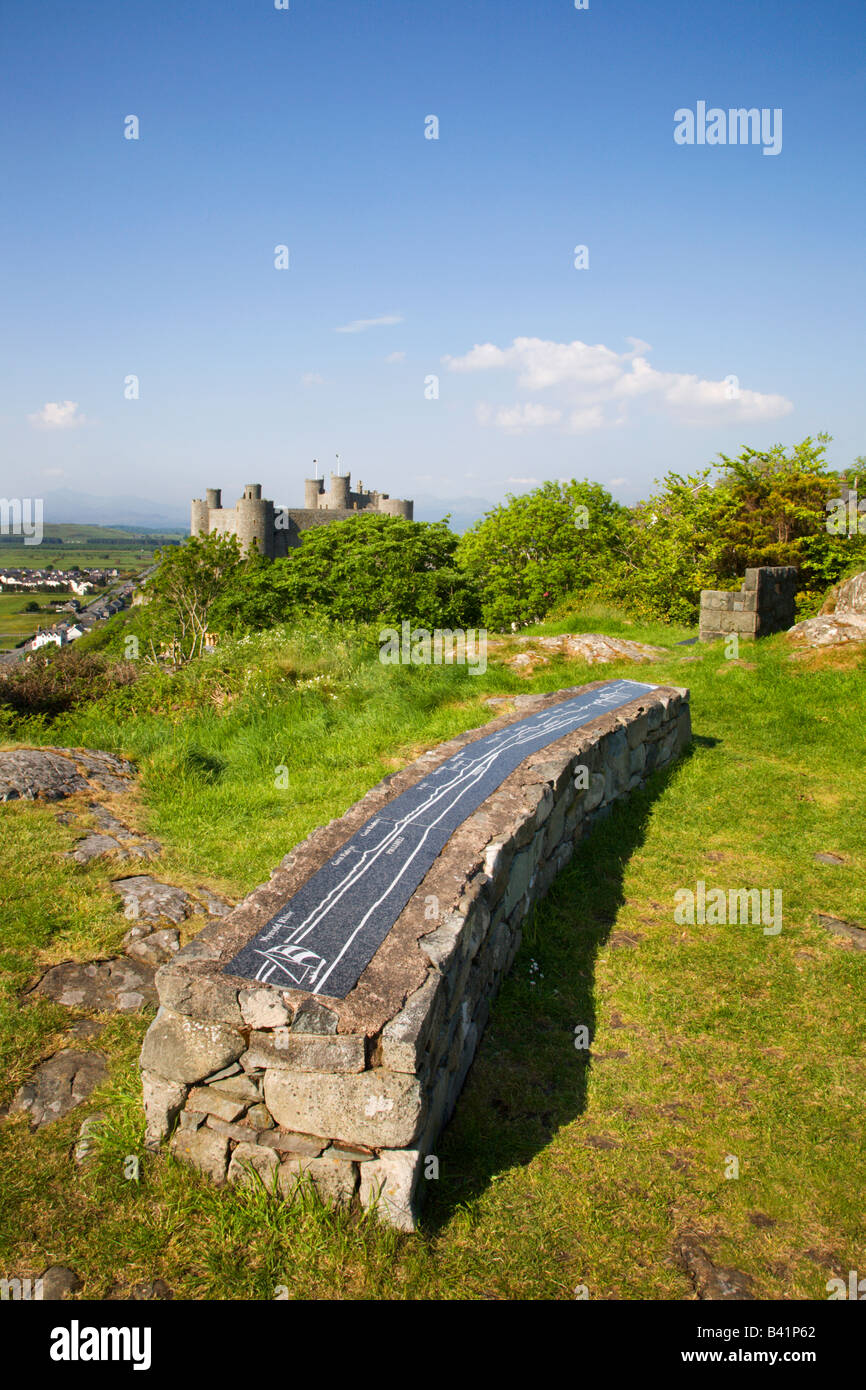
[190,473,414,557]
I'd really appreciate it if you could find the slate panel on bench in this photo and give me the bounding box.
[224,679,657,999]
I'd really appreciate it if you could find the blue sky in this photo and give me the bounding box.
[2,0,864,524]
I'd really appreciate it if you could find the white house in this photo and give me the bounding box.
[31,629,64,650]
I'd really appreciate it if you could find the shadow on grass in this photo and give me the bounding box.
[421,760,683,1232]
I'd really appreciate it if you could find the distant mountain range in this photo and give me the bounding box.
[41,489,494,535]
[411,495,492,533]
[42,490,189,528]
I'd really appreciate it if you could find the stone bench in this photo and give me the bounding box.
[139,679,691,1228]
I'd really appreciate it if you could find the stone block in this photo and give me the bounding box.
[543,793,569,857]
[169,1126,229,1184]
[419,913,464,975]
[245,1103,275,1131]
[207,1073,262,1104]
[380,971,446,1073]
[186,1086,247,1123]
[263,1069,425,1148]
[582,771,605,813]
[482,841,511,896]
[239,988,290,1030]
[155,966,243,1027]
[524,753,575,797]
[502,831,544,919]
[279,1152,358,1207]
[142,1070,188,1150]
[291,1000,338,1034]
[205,1115,256,1142]
[531,784,553,827]
[242,1031,366,1073]
[359,1149,423,1231]
[257,1128,326,1157]
[227,1141,279,1189]
[140,1007,245,1086]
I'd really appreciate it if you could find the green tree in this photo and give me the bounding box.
[610,437,866,623]
[457,479,628,629]
[714,435,861,589]
[611,469,734,623]
[216,515,481,631]
[142,532,246,664]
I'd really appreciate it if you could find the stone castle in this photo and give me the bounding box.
[190,474,414,558]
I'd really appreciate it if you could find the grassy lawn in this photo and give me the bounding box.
[0,610,863,1299]
[0,593,54,651]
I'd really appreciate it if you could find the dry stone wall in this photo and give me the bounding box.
[699,566,798,641]
[139,681,691,1229]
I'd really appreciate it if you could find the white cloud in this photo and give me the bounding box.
[506,476,541,487]
[43,467,65,478]
[476,401,562,433]
[566,406,605,433]
[446,336,793,432]
[384,351,406,363]
[608,477,627,488]
[624,337,652,358]
[28,400,87,430]
[448,338,622,391]
[301,372,325,387]
[335,314,403,334]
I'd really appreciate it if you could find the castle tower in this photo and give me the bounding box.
[304,477,324,508]
[379,496,414,520]
[191,498,209,536]
[235,484,272,556]
[328,472,350,510]
[206,488,222,511]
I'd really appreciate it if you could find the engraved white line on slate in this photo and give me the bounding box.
[225,679,658,997]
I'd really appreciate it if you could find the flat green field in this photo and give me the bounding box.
[0,522,184,571]
[0,612,863,1299]
[0,593,69,652]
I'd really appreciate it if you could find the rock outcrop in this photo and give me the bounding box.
[836,571,866,614]
[0,747,135,802]
[788,570,866,648]
[491,633,667,673]
[9,1049,109,1129]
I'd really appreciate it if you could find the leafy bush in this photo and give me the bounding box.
[456,480,628,629]
[605,437,866,623]
[215,515,481,632]
[0,651,138,717]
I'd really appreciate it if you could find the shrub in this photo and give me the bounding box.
[0,651,138,717]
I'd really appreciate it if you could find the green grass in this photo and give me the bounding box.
[523,596,697,647]
[0,607,864,1299]
[0,593,55,650]
[0,523,183,571]
[0,590,119,652]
